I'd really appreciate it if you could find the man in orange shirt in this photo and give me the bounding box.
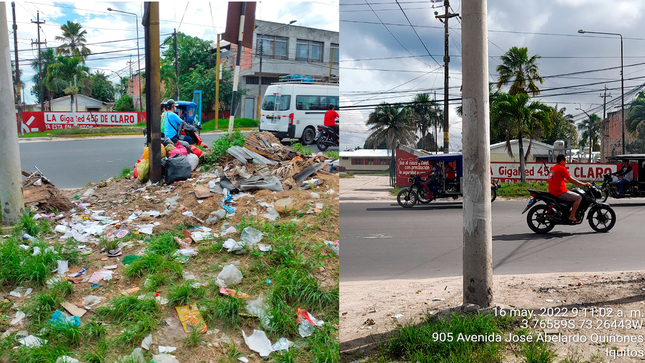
[324,104,339,135]
[548,154,591,223]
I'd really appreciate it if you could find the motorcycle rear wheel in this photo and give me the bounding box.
[527,205,556,234]
[588,206,616,233]
[316,137,329,151]
[397,187,418,208]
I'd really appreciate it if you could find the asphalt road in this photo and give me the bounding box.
[340,199,645,282]
[19,133,329,188]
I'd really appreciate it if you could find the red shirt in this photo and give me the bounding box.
[548,164,570,196]
[324,109,338,127]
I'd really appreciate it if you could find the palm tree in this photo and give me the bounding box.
[492,93,551,182]
[410,93,441,152]
[496,47,543,96]
[55,21,91,62]
[577,113,601,163]
[46,56,89,116]
[626,91,645,134]
[365,103,415,173]
[544,104,577,147]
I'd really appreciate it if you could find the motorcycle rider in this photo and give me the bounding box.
[611,159,633,197]
[421,161,442,197]
[548,154,591,223]
[324,104,339,136]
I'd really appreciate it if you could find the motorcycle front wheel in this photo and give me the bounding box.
[588,206,616,233]
[527,205,556,234]
[397,187,418,208]
[491,187,497,203]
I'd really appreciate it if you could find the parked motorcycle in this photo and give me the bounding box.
[316,125,338,151]
[522,185,616,233]
[600,173,643,202]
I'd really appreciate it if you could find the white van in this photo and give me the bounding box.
[259,82,339,144]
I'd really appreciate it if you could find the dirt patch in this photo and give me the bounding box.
[341,271,645,362]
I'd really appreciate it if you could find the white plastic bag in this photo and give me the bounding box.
[216,264,243,287]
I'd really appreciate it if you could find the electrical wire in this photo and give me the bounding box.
[394,0,442,67]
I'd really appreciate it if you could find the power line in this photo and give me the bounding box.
[363,0,434,68]
[394,0,441,67]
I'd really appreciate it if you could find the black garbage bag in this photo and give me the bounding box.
[161,155,192,185]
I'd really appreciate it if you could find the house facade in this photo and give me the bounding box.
[339,149,392,172]
[226,20,339,119]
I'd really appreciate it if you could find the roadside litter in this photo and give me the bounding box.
[296,308,324,337]
[50,310,81,329]
[216,264,243,287]
[176,303,207,333]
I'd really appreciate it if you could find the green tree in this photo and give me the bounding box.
[12,62,25,104]
[161,32,213,99]
[410,93,442,152]
[626,91,645,135]
[114,94,135,111]
[543,104,578,147]
[492,93,551,182]
[46,56,89,112]
[577,113,601,162]
[496,46,543,96]
[86,71,116,102]
[365,103,414,169]
[55,21,91,62]
[31,48,61,103]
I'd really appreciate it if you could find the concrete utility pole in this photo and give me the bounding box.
[31,11,45,112]
[11,2,22,136]
[0,2,25,225]
[215,33,220,130]
[128,55,134,101]
[173,28,179,99]
[143,2,161,183]
[228,2,246,134]
[461,0,492,308]
[435,0,458,153]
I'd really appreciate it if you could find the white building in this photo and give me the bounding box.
[339,149,392,172]
[23,94,114,112]
[490,139,554,163]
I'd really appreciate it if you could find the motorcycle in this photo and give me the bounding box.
[522,185,616,234]
[316,125,338,151]
[397,174,498,208]
[599,173,642,202]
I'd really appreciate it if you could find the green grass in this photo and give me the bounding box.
[200,296,245,329]
[339,172,355,178]
[291,142,312,155]
[21,123,147,138]
[202,130,246,166]
[201,118,259,132]
[95,295,161,323]
[522,340,558,363]
[325,150,339,159]
[167,280,206,306]
[182,326,208,348]
[117,167,133,179]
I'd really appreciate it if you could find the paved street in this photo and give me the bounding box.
[340,199,645,282]
[18,133,329,188]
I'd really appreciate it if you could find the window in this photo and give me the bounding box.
[295,95,339,110]
[256,35,288,59]
[246,76,280,85]
[351,158,365,165]
[296,39,324,62]
[331,43,339,63]
[261,95,291,111]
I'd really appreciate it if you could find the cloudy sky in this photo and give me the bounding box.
[340,0,645,151]
[7,0,339,104]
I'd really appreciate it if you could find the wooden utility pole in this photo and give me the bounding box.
[31,11,45,111]
[461,0,493,308]
[600,85,611,163]
[143,2,161,183]
[11,2,22,135]
[0,2,25,225]
[435,0,458,153]
[128,56,134,102]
